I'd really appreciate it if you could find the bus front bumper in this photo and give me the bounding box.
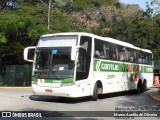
[32,84,90,98]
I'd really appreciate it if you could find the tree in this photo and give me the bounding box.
[1,0,160,65]
[0,3,49,65]
[0,1,88,65]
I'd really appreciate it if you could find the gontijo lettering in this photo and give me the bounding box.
[101,63,119,70]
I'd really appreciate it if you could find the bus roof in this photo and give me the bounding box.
[41,32,152,53]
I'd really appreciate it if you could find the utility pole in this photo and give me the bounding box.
[48,0,52,30]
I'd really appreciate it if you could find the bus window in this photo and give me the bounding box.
[144,53,152,65]
[106,43,118,60]
[95,50,100,57]
[128,48,136,63]
[94,39,118,61]
[138,51,152,65]
[94,39,106,59]
[100,51,105,58]
[137,51,144,64]
[119,47,130,62]
[133,51,137,63]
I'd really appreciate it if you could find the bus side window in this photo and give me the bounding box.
[95,50,100,58]
[142,52,146,64]
[119,47,126,61]
[136,50,152,65]
[119,47,130,62]
[149,54,152,65]
[107,43,117,60]
[129,48,135,63]
[100,51,105,58]
[137,51,143,64]
[143,53,151,64]
[112,54,116,60]
[133,51,137,63]
[94,39,106,59]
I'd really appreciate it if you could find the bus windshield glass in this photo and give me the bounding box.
[35,47,74,80]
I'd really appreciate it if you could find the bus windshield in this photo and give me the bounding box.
[35,47,74,80]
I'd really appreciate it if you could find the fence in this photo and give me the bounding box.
[0,65,32,86]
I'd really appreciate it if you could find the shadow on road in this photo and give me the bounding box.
[29,95,92,104]
[101,89,150,99]
[29,89,150,104]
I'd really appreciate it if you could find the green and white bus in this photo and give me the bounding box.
[24,32,153,101]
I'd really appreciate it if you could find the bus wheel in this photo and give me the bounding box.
[142,80,147,92]
[92,83,98,101]
[136,80,143,94]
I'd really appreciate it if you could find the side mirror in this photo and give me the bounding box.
[24,46,36,62]
[71,46,81,61]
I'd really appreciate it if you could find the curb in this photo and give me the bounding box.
[0,87,32,90]
[149,92,160,102]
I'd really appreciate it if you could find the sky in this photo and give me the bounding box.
[119,0,150,10]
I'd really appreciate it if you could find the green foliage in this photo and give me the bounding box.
[71,0,118,11]
[0,1,89,65]
[0,33,6,43]
[72,0,89,10]
[49,8,89,33]
[1,0,160,64]
[0,3,49,65]
[91,0,118,7]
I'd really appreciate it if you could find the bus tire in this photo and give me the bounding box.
[142,80,147,92]
[136,80,143,94]
[92,83,98,101]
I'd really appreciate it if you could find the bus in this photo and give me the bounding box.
[24,32,153,101]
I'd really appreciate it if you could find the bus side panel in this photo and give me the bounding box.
[143,73,153,88]
[93,72,126,93]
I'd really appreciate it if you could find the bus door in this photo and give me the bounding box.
[75,36,92,95]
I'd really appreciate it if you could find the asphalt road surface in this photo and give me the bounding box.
[0,87,160,120]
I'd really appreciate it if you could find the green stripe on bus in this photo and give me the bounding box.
[143,66,153,73]
[63,78,74,83]
[32,77,38,82]
[93,59,153,73]
[32,77,74,83]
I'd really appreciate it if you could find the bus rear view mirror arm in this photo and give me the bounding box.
[24,46,36,62]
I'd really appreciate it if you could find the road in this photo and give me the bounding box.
[0,87,160,120]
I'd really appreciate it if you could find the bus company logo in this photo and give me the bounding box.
[146,68,153,73]
[95,61,119,72]
[101,63,119,71]
[96,60,101,72]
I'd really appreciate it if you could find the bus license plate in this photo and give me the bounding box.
[45,89,52,93]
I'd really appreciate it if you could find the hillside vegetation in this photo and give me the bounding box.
[0,0,160,65]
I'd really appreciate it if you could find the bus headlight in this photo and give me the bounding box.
[61,82,75,86]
